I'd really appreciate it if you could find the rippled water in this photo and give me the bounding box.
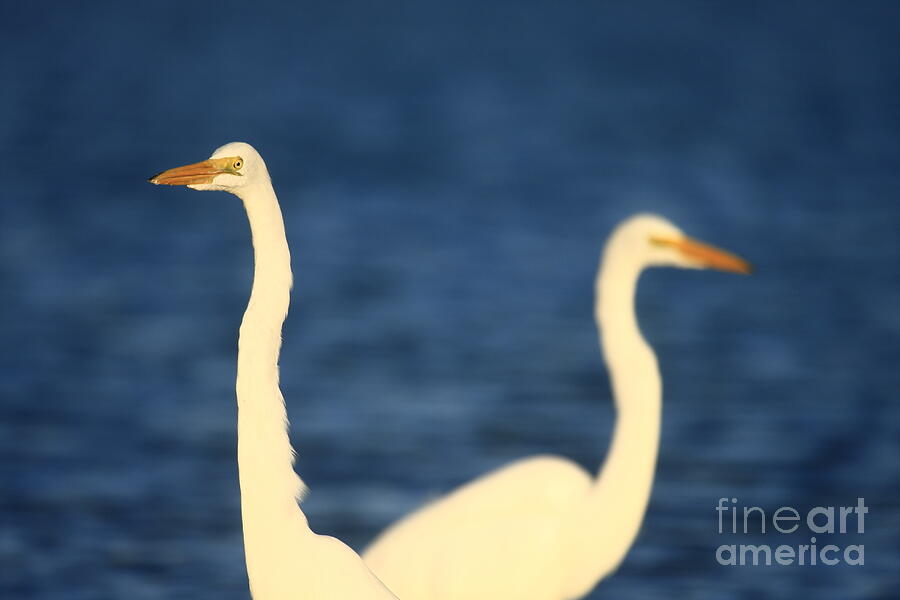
[1,2,899,598]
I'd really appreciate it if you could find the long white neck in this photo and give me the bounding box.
[593,246,661,516]
[564,242,662,597]
[234,179,313,596]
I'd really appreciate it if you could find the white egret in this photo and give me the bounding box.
[363,214,751,600]
[150,142,398,600]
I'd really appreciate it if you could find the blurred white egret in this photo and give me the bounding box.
[363,214,751,600]
[150,142,398,600]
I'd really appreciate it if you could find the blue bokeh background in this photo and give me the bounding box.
[1,1,898,598]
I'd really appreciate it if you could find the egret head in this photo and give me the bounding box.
[148,142,269,192]
[612,214,752,274]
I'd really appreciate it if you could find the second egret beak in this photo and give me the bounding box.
[652,235,753,274]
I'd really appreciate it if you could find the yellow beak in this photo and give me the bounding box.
[652,235,753,274]
[148,157,239,186]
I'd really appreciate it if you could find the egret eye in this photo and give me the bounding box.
[233,159,243,170]
[649,235,677,249]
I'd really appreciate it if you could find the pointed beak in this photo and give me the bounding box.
[654,235,753,274]
[148,157,234,186]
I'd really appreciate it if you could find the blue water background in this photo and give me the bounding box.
[1,1,899,598]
